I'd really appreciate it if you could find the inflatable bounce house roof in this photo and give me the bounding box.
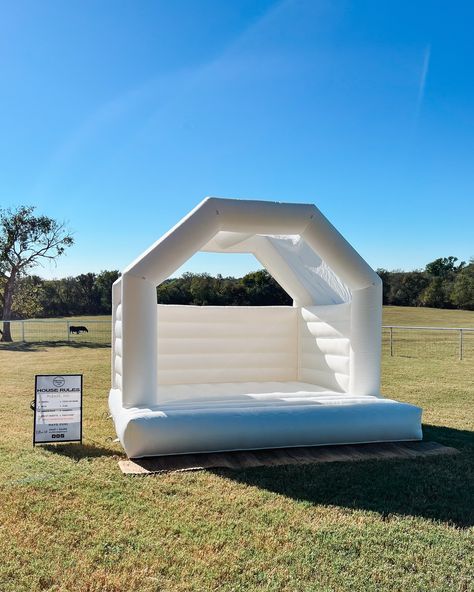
[109,197,422,458]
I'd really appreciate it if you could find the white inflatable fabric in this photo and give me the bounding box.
[109,197,422,458]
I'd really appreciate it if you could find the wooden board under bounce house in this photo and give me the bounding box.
[118,440,458,475]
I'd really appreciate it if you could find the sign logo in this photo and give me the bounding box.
[52,376,65,388]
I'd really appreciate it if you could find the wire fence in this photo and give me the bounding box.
[0,319,111,345]
[382,326,474,361]
[1,319,474,360]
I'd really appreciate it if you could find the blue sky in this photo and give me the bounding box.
[1,0,473,279]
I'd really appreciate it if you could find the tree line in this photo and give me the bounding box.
[157,270,292,307]
[0,270,120,319]
[378,257,474,310]
[159,258,474,310]
[158,256,474,310]
[157,257,474,311]
[0,269,290,319]
[2,257,474,322]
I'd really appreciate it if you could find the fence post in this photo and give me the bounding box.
[67,320,70,342]
[21,320,25,342]
[460,328,463,361]
[390,326,393,357]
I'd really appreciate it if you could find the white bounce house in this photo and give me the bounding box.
[109,197,422,458]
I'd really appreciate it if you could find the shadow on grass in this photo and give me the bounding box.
[0,340,110,351]
[43,442,118,460]
[215,425,474,528]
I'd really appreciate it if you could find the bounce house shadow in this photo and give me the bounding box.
[0,341,110,351]
[43,442,118,460]
[0,341,47,352]
[215,425,474,528]
[53,341,110,349]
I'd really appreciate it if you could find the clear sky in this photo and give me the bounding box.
[1,0,473,279]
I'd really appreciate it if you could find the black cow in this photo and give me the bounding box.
[69,325,89,335]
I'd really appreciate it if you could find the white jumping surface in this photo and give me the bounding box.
[109,197,422,458]
[109,383,421,459]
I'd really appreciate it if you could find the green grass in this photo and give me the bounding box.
[2,316,111,344]
[0,307,473,591]
[383,305,474,327]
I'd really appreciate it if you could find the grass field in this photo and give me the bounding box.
[383,305,474,327]
[0,306,473,591]
[382,308,474,361]
[2,316,112,344]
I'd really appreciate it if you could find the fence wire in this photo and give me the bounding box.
[382,326,474,360]
[1,319,473,360]
[0,319,111,345]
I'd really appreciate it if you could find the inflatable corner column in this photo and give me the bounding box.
[111,278,122,390]
[302,207,382,397]
[121,272,158,408]
[349,279,382,396]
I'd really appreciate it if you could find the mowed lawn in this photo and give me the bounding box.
[0,307,473,592]
[383,305,474,327]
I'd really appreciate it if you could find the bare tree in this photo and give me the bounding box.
[0,206,73,341]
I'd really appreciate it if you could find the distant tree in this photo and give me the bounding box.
[57,277,82,315]
[451,261,474,310]
[376,269,392,305]
[382,271,404,306]
[0,206,73,341]
[36,280,63,317]
[157,277,192,305]
[391,272,429,307]
[219,277,247,305]
[421,256,465,309]
[189,273,221,305]
[156,270,291,306]
[11,275,45,319]
[240,269,291,306]
[0,274,44,319]
[95,270,120,313]
[420,277,451,308]
[42,277,79,317]
[425,256,465,279]
[75,273,101,314]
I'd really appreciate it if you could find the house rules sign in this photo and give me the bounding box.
[33,374,83,445]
